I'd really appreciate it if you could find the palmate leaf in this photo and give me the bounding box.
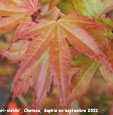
[68,61,99,104]
[0,0,40,32]
[57,0,113,27]
[71,0,113,17]
[13,49,53,107]
[58,0,113,17]
[12,11,113,107]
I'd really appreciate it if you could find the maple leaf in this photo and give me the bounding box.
[57,0,113,27]
[0,40,29,63]
[58,0,113,17]
[68,61,99,104]
[0,0,40,32]
[12,11,113,107]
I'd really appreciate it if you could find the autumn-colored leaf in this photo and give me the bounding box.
[49,28,72,106]
[68,61,99,103]
[71,0,113,17]
[57,0,113,27]
[99,66,113,83]
[12,11,113,107]
[0,0,40,32]
[13,49,51,107]
[0,40,29,62]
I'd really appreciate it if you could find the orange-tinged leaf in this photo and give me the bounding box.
[16,11,113,72]
[59,11,113,72]
[0,0,40,33]
[0,40,29,62]
[12,11,113,107]
[0,14,26,31]
[19,0,41,15]
[13,19,55,41]
[68,62,99,104]
[13,49,49,98]
[49,26,72,106]
[35,54,52,107]
[99,66,113,83]
[0,1,23,15]
[13,24,55,83]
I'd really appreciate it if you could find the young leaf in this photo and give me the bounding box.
[57,0,73,14]
[71,0,113,17]
[57,0,113,19]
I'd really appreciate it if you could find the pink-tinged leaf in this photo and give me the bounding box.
[0,0,23,15]
[99,66,113,83]
[59,11,113,72]
[12,11,113,108]
[0,40,29,62]
[13,50,48,98]
[35,54,52,107]
[16,12,113,73]
[13,19,55,41]
[13,16,32,41]
[68,62,99,104]
[49,27,72,106]
[13,24,55,83]
[19,0,41,15]
[0,14,25,31]
[0,0,40,33]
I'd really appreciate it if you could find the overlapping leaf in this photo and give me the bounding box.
[57,0,113,27]
[0,40,29,62]
[68,61,99,104]
[0,0,40,32]
[12,11,113,107]
[58,0,113,17]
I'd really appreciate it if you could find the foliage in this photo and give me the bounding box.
[0,0,113,112]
